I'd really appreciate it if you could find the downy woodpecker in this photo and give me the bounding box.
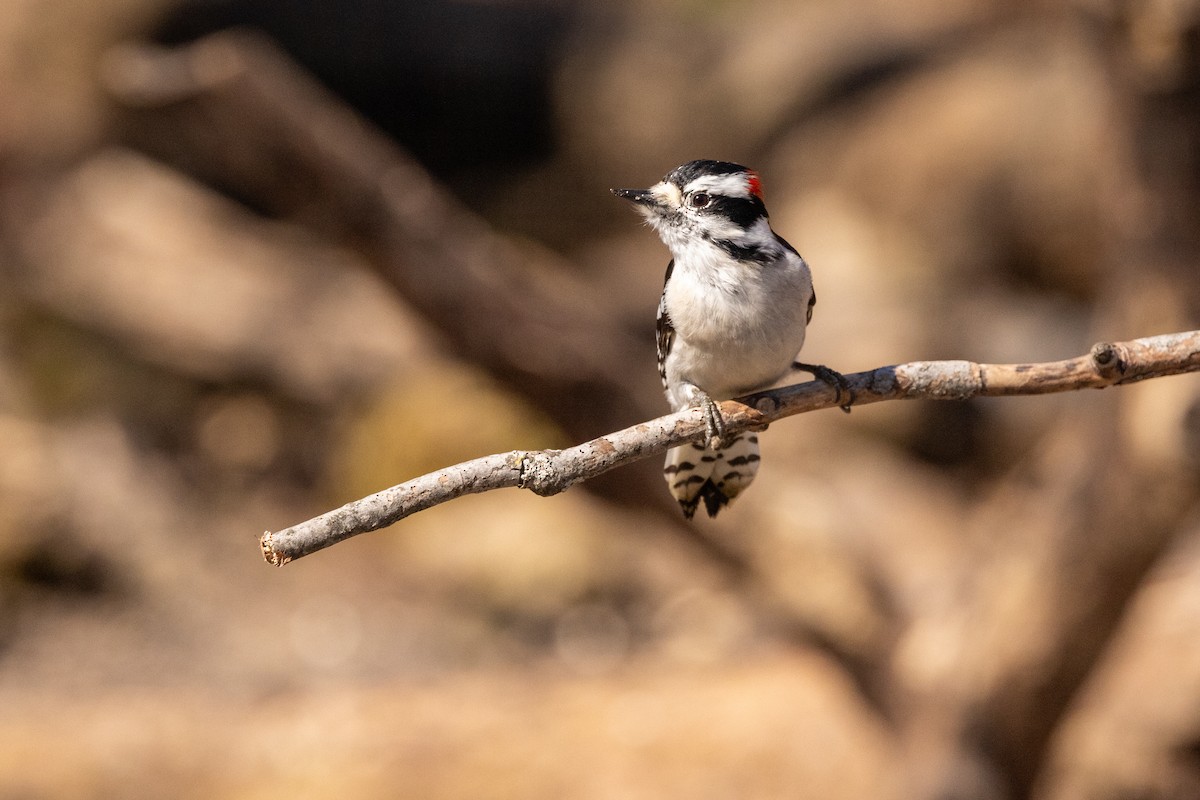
[614,160,845,519]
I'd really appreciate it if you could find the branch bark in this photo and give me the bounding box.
[262,330,1200,565]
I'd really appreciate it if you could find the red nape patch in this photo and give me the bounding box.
[746,171,763,199]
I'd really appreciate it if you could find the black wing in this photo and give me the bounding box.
[656,259,675,391]
[807,285,816,324]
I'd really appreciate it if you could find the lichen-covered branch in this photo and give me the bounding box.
[261,331,1200,565]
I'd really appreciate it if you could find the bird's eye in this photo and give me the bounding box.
[688,192,712,209]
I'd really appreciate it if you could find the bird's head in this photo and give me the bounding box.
[612,160,771,256]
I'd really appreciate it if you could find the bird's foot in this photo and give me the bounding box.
[792,361,854,413]
[698,392,727,450]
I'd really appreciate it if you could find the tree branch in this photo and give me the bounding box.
[261,331,1200,565]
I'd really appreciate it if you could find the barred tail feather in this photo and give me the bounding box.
[663,433,761,519]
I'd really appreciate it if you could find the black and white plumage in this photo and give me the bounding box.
[614,160,821,519]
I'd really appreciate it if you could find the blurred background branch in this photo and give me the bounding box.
[0,2,1199,799]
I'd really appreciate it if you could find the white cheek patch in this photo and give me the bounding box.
[684,173,751,199]
[699,215,744,240]
[686,212,776,255]
[738,217,773,244]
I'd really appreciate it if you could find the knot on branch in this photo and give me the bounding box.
[1091,341,1126,380]
[512,450,568,497]
[708,399,769,431]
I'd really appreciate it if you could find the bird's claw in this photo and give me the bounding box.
[793,361,854,413]
[700,394,727,450]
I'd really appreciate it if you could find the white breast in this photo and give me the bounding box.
[662,241,813,410]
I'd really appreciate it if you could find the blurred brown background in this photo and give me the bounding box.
[2,0,1200,797]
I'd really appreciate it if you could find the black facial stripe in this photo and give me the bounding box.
[707,195,767,229]
[712,239,775,263]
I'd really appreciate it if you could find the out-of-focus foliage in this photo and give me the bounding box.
[1,0,1199,798]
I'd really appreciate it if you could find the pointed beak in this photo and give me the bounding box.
[611,187,659,207]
